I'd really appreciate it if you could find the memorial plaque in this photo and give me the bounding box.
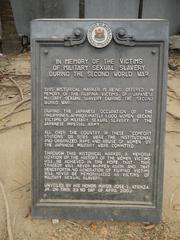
[31,19,168,222]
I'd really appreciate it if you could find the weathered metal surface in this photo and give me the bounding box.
[85,0,140,18]
[31,19,168,222]
[9,0,79,36]
[143,0,180,34]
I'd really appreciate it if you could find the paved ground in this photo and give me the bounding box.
[0,51,180,240]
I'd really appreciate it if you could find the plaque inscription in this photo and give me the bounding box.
[32,20,168,222]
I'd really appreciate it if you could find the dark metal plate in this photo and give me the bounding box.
[31,19,168,222]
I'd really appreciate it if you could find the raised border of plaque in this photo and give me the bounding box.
[31,19,169,222]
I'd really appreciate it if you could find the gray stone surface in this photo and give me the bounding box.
[10,0,79,36]
[9,0,180,37]
[84,0,180,35]
[143,0,180,35]
[85,0,139,18]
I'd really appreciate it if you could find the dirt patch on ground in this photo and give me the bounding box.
[0,51,180,240]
